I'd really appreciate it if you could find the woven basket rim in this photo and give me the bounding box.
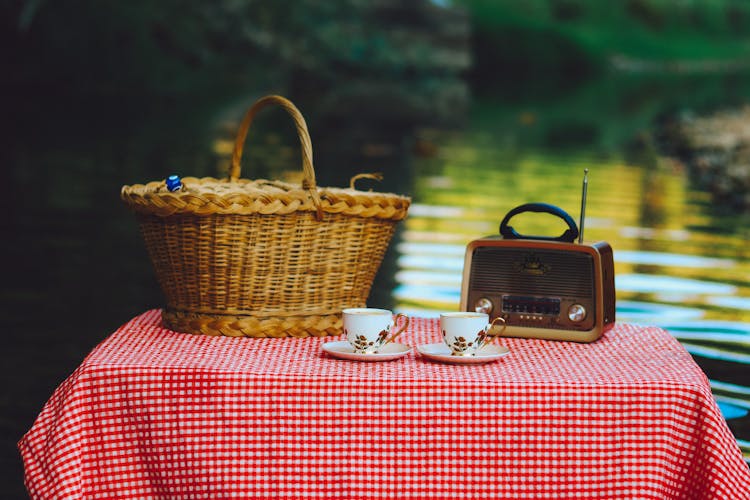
[121,176,411,219]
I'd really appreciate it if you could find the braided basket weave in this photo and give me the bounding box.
[121,95,410,337]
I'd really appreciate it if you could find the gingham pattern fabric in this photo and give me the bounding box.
[19,310,750,499]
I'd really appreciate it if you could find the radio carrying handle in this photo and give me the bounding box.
[499,203,580,243]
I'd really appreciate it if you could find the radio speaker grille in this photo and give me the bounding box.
[469,247,594,298]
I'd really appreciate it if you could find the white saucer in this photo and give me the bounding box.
[321,341,412,362]
[417,343,510,364]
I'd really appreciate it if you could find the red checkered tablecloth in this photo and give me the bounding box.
[19,310,750,499]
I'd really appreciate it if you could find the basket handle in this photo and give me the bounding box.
[230,95,323,220]
[349,172,383,190]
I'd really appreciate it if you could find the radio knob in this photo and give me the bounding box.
[567,304,587,323]
[474,297,493,314]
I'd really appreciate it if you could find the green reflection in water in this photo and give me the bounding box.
[398,122,750,323]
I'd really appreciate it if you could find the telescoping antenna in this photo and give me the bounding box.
[578,169,588,244]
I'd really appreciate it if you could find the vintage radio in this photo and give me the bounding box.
[459,172,615,342]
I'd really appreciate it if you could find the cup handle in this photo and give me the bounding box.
[480,316,507,348]
[386,313,410,344]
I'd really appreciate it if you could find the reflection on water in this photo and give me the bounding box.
[393,151,749,322]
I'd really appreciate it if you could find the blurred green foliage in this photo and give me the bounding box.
[465,0,750,60]
[463,0,750,95]
[2,1,468,96]
[6,0,750,99]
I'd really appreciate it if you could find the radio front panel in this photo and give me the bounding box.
[467,247,597,332]
[460,238,615,342]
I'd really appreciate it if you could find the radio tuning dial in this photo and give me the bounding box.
[474,297,493,314]
[567,304,587,323]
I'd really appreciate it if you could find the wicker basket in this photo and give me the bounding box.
[121,95,410,337]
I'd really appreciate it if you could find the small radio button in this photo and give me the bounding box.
[474,297,493,314]
[567,304,587,323]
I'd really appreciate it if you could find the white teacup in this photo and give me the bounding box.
[343,308,410,354]
[440,312,506,356]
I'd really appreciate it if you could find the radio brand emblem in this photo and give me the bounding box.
[516,254,550,276]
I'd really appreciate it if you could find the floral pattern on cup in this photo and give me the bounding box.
[443,330,488,355]
[347,329,389,354]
